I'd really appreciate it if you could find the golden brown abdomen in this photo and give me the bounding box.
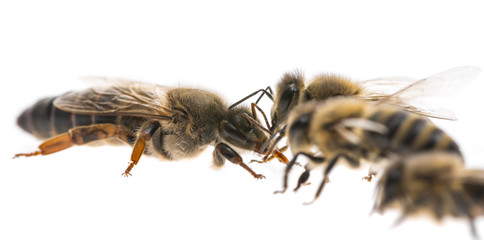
[365,109,461,156]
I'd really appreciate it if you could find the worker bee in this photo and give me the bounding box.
[373,152,484,239]
[260,66,480,135]
[274,97,463,204]
[235,66,478,169]
[14,80,270,179]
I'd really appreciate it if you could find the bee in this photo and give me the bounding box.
[14,80,270,179]
[263,66,480,134]
[274,97,463,204]
[237,66,478,169]
[373,152,484,239]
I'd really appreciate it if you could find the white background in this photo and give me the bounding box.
[1,1,484,240]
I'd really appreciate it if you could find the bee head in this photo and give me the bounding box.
[270,72,304,132]
[219,108,268,153]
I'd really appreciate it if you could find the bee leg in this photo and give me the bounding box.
[122,121,160,177]
[250,102,271,130]
[391,195,414,228]
[293,153,325,191]
[214,142,265,179]
[293,169,310,192]
[258,126,286,155]
[14,123,129,158]
[277,145,289,153]
[255,86,274,104]
[450,191,479,239]
[274,153,301,194]
[469,219,478,240]
[253,147,290,164]
[212,149,226,168]
[390,213,407,228]
[272,148,290,164]
[362,167,377,182]
[252,145,289,164]
[303,154,343,205]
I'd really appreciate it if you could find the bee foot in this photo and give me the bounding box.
[274,189,287,194]
[302,200,316,206]
[254,174,266,179]
[13,151,41,158]
[250,159,266,164]
[362,174,376,182]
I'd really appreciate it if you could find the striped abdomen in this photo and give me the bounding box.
[365,109,461,156]
[17,96,142,142]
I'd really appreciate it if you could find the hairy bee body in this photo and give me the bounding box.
[15,83,268,178]
[276,98,463,203]
[364,107,460,156]
[374,152,484,237]
[271,72,365,131]
[266,66,480,134]
[17,88,227,159]
[310,98,461,163]
[300,74,364,102]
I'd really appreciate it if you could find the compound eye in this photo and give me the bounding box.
[277,85,298,116]
[219,120,247,145]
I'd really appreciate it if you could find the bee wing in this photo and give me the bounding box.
[335,118,389,145]
[54,79,173,120]
[381,66,481,99]
[365,66,481,120]
[79,76,144,86]
[392,101,458,120]
[361,77,419,96]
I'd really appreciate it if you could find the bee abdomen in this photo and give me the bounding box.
[17,97,118,139]
[414,127,461,154]
[395,117,460,154]
[17,97,57,139]
[368,110,461,155]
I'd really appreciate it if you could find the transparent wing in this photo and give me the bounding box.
[381,66,481,100]
[54,79,173,119]
[79,76,145,86]
[357,94,458,120]
[361,77,418,96]
[361,66,481,120]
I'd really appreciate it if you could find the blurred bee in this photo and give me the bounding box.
[14,80,270,179]
[260,66,480,134]
[373,152,484,239]
[234,66,478,169]
[273,97,463,204]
